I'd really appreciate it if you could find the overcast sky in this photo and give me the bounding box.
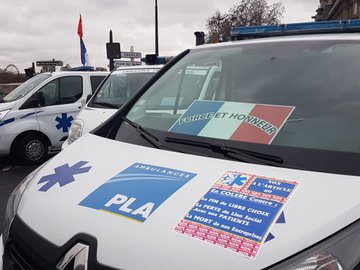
[0,0,318,72]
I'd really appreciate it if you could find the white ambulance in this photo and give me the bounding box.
[63,65,162,149]
[0,71,108,164]
[2,21,360,269]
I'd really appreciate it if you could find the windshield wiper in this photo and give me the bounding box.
[122,117,163,149]
[165,136,283,166]
[93,101,119,109]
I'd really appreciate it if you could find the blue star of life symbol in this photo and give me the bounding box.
[37,161,92,192]
[55,113,74,132]
[221,173,249,187]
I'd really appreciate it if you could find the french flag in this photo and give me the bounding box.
[77,15,91,66]
[169,101,294,145]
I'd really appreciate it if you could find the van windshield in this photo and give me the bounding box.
[3,74,52,102]
[125,40,360,155]
[91,69,158,108]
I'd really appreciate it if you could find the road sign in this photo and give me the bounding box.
[114,61,142,67]
[121,51,142,58]
[36,60,63,66]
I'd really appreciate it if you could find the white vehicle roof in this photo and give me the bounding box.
[41,70,109,76]
[193,32,360,50]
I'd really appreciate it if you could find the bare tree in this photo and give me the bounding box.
[206,10,233,43]
[206,0,284,43]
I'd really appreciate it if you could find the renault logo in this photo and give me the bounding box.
[56,243,89,270]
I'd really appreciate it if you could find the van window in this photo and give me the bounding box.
[37,76,83,106]
[90,75,106,93]
[92,71,156,108]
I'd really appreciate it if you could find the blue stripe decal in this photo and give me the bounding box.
[20,110,44,119]
[0,118,15,127]
[20,112,37,119]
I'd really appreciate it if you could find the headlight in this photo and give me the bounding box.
[269,219,360,270]
[0,109,10,122]
[2,164,44,244]
[67,119,84,144]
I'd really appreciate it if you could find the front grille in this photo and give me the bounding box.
[4,240,79,270]
[3,216,118,270]
[4,241,40,270]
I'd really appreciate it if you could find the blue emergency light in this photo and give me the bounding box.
[231,20,360,40]
[141,54,173,65]
[64,66,95,71]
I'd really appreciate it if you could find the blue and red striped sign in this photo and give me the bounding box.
[169,101,294,144]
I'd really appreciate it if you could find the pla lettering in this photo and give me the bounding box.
[105,194,155,219]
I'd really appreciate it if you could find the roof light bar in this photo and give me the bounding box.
[141,54,174,65]
[231,20,360,40]
[63,66,95,71]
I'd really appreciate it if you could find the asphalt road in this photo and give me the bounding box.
[0,156,43,232]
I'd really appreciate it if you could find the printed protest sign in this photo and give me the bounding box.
[175,171,299,259]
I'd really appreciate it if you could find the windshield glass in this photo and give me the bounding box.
[91,68,159,108]
[3,73,51,102]
[126,40,360,155]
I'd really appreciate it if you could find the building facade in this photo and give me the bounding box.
[313,0,360,21]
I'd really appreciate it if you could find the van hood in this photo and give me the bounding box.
[77,106,117,134]
[17,134,360,269]
[0,101,16,111]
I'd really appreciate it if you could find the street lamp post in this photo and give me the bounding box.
[109,30,114,71]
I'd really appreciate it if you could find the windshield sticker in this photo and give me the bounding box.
[175,171,299,259]
[80,163,197,223]
[160,97,184,106]
[185,69,208,76]
[169,100,294,144]
[122,69,159,74]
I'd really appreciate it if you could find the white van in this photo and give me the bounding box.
[62,65,162,148]
[0,71,108,164]
[3,21,360,269]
